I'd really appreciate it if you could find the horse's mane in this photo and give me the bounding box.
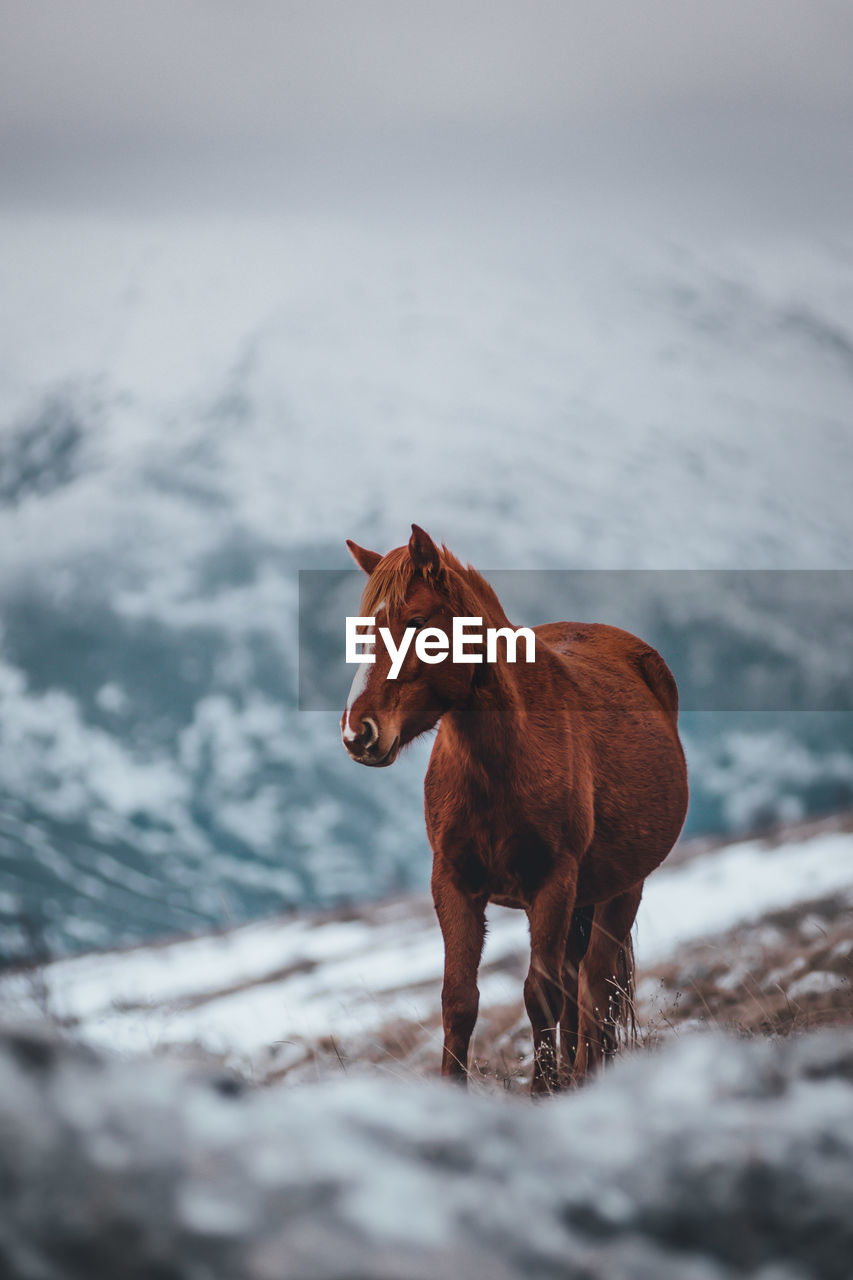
[360,544,505,621]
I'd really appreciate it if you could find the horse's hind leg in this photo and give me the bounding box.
[525,869,578,1095]
[560,903,594,1085]
[573,884,642,1083]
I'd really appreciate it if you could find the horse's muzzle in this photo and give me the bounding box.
[344,726,400,767]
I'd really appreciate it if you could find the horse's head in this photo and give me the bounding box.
[341,524,478,766]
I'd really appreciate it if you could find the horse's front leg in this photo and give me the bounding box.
[525,868,577,1095]
[432,870,486,1083]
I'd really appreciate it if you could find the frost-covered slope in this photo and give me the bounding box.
[2,814,852,1276]
[2,815,850,1083]
[2,1020,853,1279]
[1,209,852,960]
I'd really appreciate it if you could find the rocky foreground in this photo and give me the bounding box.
[1,1022,853,1280]
[1,814,852,1277]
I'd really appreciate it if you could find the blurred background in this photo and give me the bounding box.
[1,0,852,963]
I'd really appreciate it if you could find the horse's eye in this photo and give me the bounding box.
[408,617,427,631]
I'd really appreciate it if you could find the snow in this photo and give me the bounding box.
[636,830,853,962]
[1,825,851,1069]
[787,970,850,1001]
[3,212,852,576]
[2,204,853,956]
[3,1020,853,1280]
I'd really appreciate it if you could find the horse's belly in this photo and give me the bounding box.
[574,852,657,906]
[489,893,527,910]
[428,698,687,909]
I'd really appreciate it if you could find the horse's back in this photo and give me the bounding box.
[534,621,679,724]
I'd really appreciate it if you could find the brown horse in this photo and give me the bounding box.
[342,525,688,1093]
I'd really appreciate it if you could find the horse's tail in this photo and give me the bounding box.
[610,930,637,1053]
[636,645,680,725]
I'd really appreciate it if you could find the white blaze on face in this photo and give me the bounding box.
[343,660,368,742]
[343,660,372,741]
[342,605,384,742]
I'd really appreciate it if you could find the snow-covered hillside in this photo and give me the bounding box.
[2,813,850,1086]
[2,208,852,961]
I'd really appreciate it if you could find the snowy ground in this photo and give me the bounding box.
[4,1021,853,1280]
[2,812,851,1086]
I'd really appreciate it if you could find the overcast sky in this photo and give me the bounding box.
[2,1,852,220]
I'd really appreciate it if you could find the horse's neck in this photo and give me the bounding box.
[444,575,548,757]
[454,573,507,629]
[443,645,546,763]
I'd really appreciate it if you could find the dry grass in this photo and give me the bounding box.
[253,889,853,1094]
[638,893,853,1044]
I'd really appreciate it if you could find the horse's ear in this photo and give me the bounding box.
[409,524,442,580]
[346,540,382,575]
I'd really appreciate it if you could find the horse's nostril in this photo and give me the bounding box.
[362,718,378,748]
